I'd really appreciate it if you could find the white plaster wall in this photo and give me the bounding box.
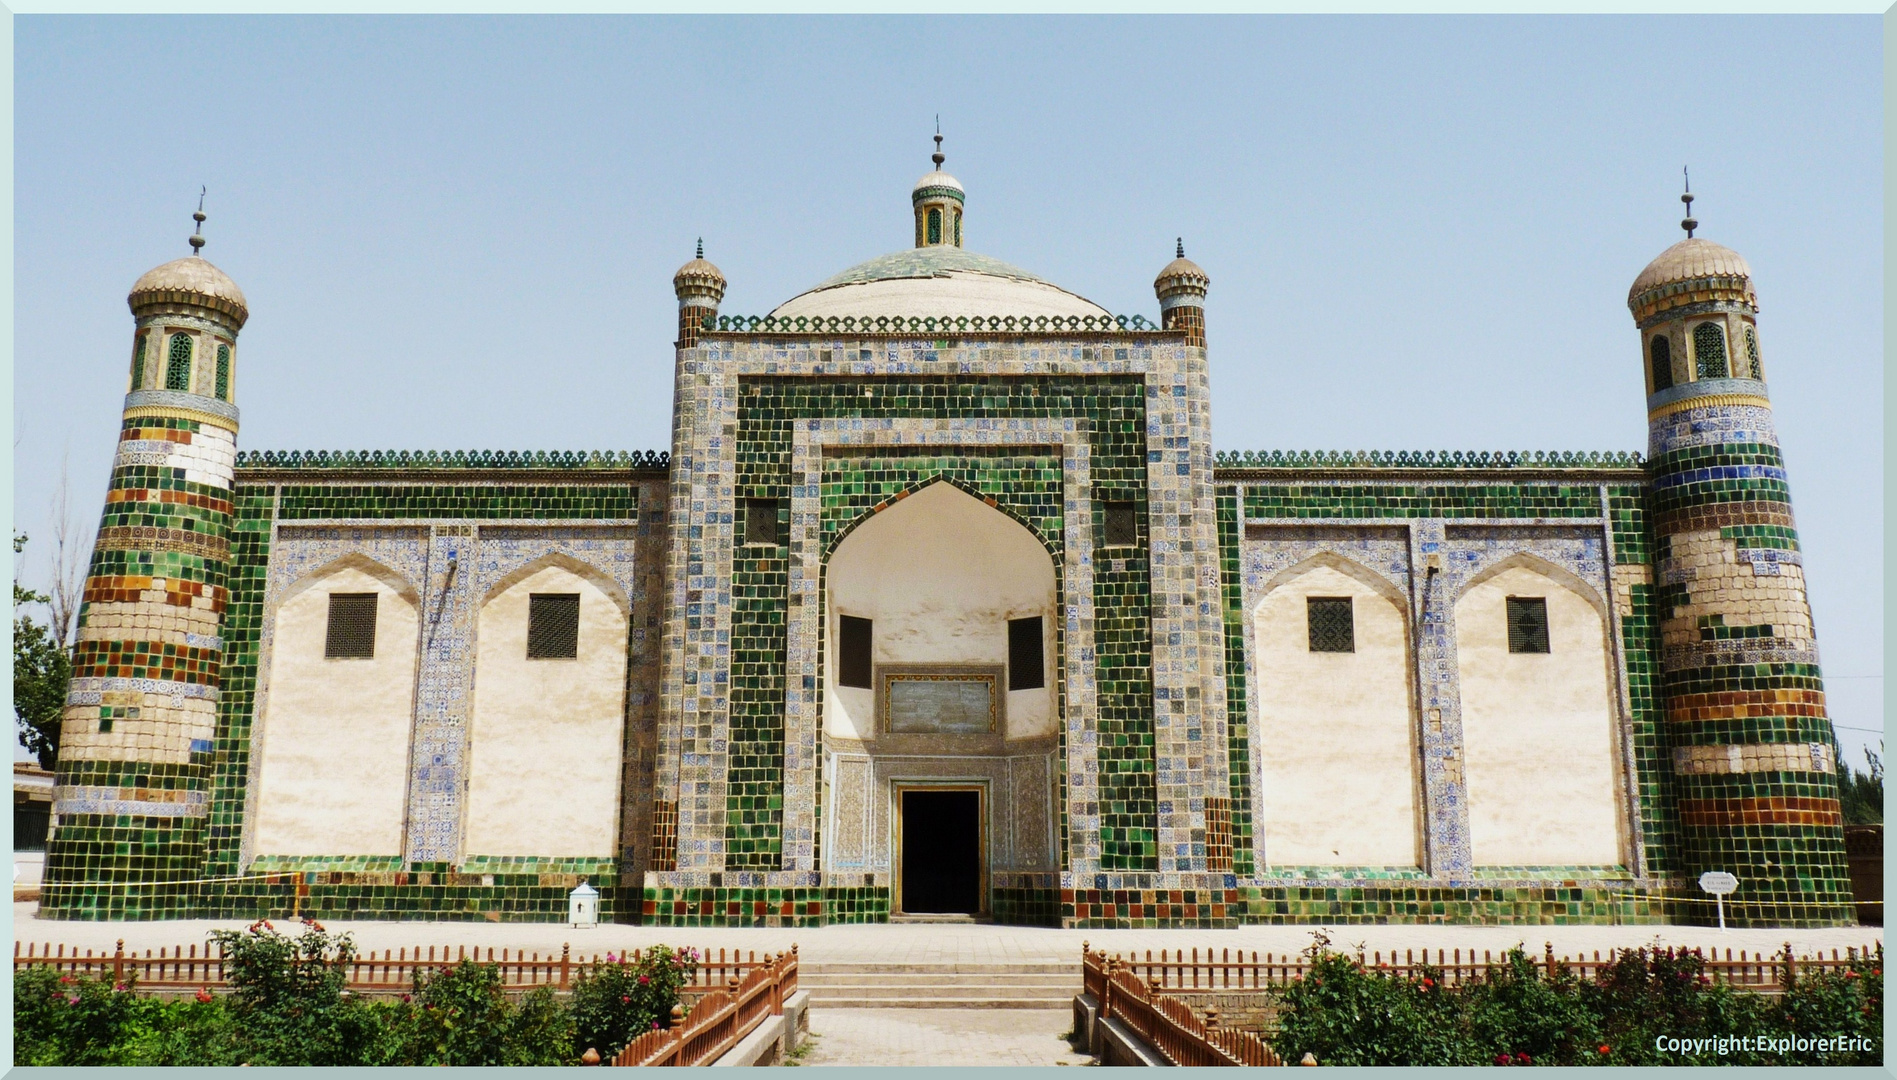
[1456,564,1623,867]
[1253,563,1420,867]
[252,565,418,857]
[465,564,628,857]
[825,482,1057,740]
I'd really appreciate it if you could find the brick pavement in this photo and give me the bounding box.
[793,1008,1092,1067]
[15,902,1880,967]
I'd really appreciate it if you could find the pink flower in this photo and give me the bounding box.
[1516,1052,1531,1065]
[1494,1055,1511,1066]
[621,995,631,1004]
[651,1021,660,1030]
[638,975,650,985]
[67,995,80,1006]
[606,952,618,963]
[113,982,126,992]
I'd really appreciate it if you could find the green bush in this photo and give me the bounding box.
[570,944,700,1061]
[206,917,395,1066]
[394,959,575,1066]
[13,963,144,1065]
[1269,934,1884,1067]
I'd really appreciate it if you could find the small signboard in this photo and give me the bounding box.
[1699,871,1738,930]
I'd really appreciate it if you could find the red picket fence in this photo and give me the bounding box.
[1086,951,1280,1066]
[15,938,783,997]
[609,948,799,1066]
[1088,941,1883,996]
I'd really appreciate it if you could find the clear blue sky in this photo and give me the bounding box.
[12,15,1883,764]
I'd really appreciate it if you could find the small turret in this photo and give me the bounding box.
[1154,239,1209,348]
[673,238,726,349]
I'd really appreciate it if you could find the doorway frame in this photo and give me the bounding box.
[891,780,989,917]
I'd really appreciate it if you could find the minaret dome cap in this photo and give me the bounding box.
[1627,236,1755,318]
[673,238,727,303]
[128,256,249,327]
[1154,239,1210,306]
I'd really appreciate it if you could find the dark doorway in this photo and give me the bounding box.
[899,788,982,915]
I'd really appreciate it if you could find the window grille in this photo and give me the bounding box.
[1506,596,1550,654]
[215,344,231,400]
[325,593,378,658]
[527,593,581,658]
[1693,322,1728,380]
[1103,501,1137,547]
[131,334,147,390]
[165,333,193,391]
[952,209,961,247]
[927,208,942,245]
[1307,597,1354,653]
[1649,335,1672,392]
[838,615,873,688]
[745,498,783,546]
[1008,616,1045,690]
[1744,327,1762,380]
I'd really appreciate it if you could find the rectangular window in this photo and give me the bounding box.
[215,344,231,400]
[527,593,581,658]
[1307,597,1354,653]
[1103,501,1137,546]
[325,593,379,658]
[1008,615,1045,690]
[838,615,873,689]
[745,498,783,546]
[1506,596,1551,654]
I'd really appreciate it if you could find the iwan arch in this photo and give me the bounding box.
[40,147,1858,928]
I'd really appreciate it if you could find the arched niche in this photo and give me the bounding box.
[465,558,628,858]
[1454,556,1623,868]
[824,480,1057,742]
[253,556,420,858]
[1251,555,1420,869]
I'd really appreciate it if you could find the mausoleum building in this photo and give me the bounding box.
[39,150,1857,928]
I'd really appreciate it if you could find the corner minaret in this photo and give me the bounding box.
[1155,239,1209,348]
[673,239,726,349]
[1630,182,1854,927]
[912,132,965,249]
[43,200,248,918]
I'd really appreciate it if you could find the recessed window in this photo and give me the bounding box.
[215,344,231,401]
[1743,327,1763,381]
[927,207,943,245]
[1506,596,1550,654]
[527,593,581,658]
[1008,616,1045,691]
[131,333,148,391]
[1102,501,1137,547]
[1307,597,1354,653]
[165,333,193,391]
[1693,322,1728,380]
[325,593,379,659]
[952,208,962,247]
[1649,335,1672,392]
[838,615,873,689]
[745,498,783,546]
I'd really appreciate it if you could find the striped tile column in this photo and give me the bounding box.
[42,237,248,920]
[1630,226,1853,927]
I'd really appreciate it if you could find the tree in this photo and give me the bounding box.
[14,532,70,769]
[1839,743,1883,826]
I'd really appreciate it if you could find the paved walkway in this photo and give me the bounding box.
[795,1009,1091,1067]
[14,902,1879,966]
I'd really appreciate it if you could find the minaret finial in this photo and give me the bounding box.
[1176,237,1184,259]
[1680,166,1697,238]
[932,116,945,170]
[696,236,703,259]
[189,186,207,255]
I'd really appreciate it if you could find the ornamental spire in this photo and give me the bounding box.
[189,187,207,255]
[1680,167,1697,239]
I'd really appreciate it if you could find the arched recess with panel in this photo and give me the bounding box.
[465,557,630,858]
[1454,556,1625,869]
[251,556,421,858]
[1251,555,1420,870]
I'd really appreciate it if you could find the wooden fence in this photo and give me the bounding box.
[1086,941,1884,996]
[1084,949,1280,1066]
[15,938,783,998]
[609,949,799,1066]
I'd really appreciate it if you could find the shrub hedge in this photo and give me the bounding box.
[1271,931,1882,1066]
[12,920,700,1067]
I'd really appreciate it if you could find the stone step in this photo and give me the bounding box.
[801,962,1076,975]
[802,980,1075,997]
[805,994,1073,1010]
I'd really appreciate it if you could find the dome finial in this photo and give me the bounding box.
[1176,237,1184,259]
[696,236,703,259]
[189,186,207,255]
[1680,166,1697,238]
[932,115,945,169]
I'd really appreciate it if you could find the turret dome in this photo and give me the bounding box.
[1628,237,1753,308]
[128,255,248,327]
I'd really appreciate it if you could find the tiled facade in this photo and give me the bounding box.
[38,182,1855,929]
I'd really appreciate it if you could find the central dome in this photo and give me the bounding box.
[771,246,1110,320]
